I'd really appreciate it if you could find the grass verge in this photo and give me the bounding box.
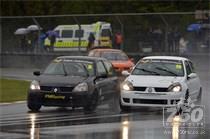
[0,78,30,103]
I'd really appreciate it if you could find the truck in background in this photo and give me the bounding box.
[44,21,112,51]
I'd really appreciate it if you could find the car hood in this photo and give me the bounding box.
[36,75,87,87]
[127,75,184,88]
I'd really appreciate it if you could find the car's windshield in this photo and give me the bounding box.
[132,59,184,76]
[101,51,128,61]
[43,60,94,76]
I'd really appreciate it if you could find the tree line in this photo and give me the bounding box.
[1,1,209,16]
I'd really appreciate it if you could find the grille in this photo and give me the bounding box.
[40,86,74,92]
[133,87,146,91]
[133,99,167,105]
[154,87,168,92]
[40,86,52,91]
[60,87,74,92]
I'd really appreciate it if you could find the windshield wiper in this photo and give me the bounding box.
[135,67,160,75]
[155,67,178,76]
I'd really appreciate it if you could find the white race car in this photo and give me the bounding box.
[120,56,202,111]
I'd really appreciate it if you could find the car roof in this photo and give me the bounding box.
[90,48,123,52]
[143,56,189,61]
[56,56,107,62]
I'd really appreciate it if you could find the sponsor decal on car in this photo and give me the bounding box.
[45,94,65,99]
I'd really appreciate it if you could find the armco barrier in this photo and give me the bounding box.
[0,52,209,69]
[0,52,87,69]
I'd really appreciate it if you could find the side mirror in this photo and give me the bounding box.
[187,73,197,80]
[97,73,107,79]
[33,71,41,76]
[122,70,130,76]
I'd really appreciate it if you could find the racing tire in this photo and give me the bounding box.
[84,91,99,112]
[27,103,41,112]
[119,99,131,112]
[196,88,202,104]
[185,90,189,101]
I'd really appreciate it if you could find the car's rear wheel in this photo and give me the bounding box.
[84,91,98,112]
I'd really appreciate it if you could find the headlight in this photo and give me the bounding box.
[168,83,182,92]
[121,81,133,91]
[73,82,88,92]
[30,80,40,90]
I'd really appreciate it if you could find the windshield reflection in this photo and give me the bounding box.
[101,52,129,61]
[132,60,184,76]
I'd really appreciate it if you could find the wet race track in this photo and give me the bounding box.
[0,54,210,139]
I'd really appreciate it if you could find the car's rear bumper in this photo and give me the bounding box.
[120,90,185,107]
[28,90,91,107]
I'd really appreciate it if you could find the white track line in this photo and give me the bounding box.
[0,101,26,106]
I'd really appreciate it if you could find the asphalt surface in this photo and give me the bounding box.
[0,54,209,139]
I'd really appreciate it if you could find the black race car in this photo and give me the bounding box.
[27,56,119,112]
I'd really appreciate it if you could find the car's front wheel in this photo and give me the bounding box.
[119,99,131,112]
[27,94,42,112]
[27,102,41,112]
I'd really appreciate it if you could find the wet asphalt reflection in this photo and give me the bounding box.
[0,104,209,139]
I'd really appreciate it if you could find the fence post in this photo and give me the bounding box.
[73,16,81,52]
[116,16,124,50]
[32,18,41,53]
[160,15,169,53]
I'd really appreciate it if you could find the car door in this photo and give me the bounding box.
[103,60,119,99]
[95,61,111,102]
[185,60,200,100]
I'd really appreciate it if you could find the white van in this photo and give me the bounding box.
[44,21,112,51]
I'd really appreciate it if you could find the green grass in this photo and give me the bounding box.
[0,78,30,103]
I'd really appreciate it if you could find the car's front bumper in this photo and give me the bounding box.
[28,90,91,107]
[120,90,185,107]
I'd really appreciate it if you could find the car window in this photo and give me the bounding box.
[101,51,128,61]
[83,63,95,76]
[96,61,107,75]
[61,30,73,38]
[132,59,184,76]
[88,51,94,56]
[44,62,64,75]
[103,60,115,76]
[75,29,84,38]
[44,61,88,77]
[55,30,60,37]
[101,29,112,37]
[88,50,100,57]
[64,62,87,76]
[188,61,196,73]
[185,61,192,75]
